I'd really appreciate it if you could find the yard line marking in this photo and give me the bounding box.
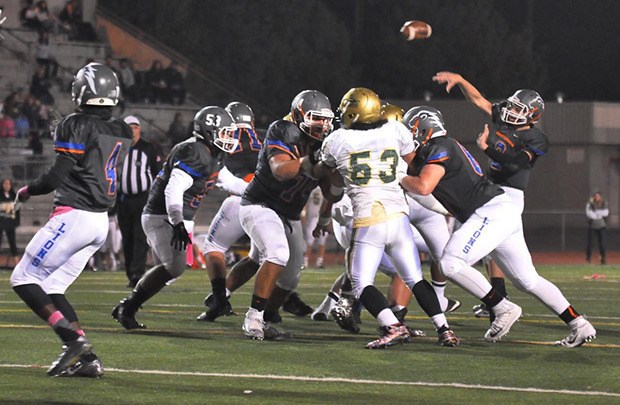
[0,364,618,397]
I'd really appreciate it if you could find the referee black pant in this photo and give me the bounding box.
[118,192,150,283]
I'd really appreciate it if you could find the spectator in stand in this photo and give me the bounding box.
[164,61,186,105]
[119,59,137,103]
[165,112,187,146]
[21,95,40,133]
[0,178,20,267]
[30,64,55,106]
[33,1,60,34]
[145,60,166,104]
[0,111,16,138]
[585,191,609,265]
[20,0,39,29]
[59,0,82,39]
[3,89,25,119]
[35,31,59,79]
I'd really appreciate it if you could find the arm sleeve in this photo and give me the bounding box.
[406,192,450,216]
[165,167,194,225]
[27,154,76,195]
[216,166,249,196]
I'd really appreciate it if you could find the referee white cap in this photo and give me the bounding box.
[124,115,141,126]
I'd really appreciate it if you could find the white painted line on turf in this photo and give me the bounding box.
[0,364,618,398]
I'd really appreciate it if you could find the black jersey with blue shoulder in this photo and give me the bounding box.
[409,136,503,223]
[485,103,549,190]
[144,138,220,221]
[221,127,264,179]
[242,120,319,220]
[52,112,132,212]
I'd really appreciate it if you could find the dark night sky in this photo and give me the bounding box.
[327,0,620,102]
[108,0,620,106]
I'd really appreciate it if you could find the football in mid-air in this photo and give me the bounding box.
[400,20,432,41]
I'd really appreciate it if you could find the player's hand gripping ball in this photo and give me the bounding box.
[400,20,432,41]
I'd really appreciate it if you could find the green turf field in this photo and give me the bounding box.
[0,264,618,404]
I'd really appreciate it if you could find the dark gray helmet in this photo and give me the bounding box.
[225,102,254,129]
[290,90,334,141]
[71,63,120,107]
[403,106,447,150]
[193,106,239,153]
[501,89,544,125]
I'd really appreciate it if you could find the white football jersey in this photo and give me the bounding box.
[321,120,414,226]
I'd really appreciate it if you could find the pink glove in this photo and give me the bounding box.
[17,186,31,202]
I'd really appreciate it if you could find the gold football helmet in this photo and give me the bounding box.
[338,87,382,129]
[380,103,405,123]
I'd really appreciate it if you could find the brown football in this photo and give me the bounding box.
[400,20,432,41]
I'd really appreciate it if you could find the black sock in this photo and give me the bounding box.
[481,289,503,308]
[125,264,173,312]
[52,318,81,343]
[251,294,267,311]
[359,286,389,318]
[328,291,340,302]
[490,277,507,298]
[559,306,581,324]
[211,277,226,300]
[411,279,442,317]
[13,284,53,321]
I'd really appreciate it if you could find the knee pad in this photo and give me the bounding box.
[511,273,540,293]
[265,245,289,267]
[439,253,466,279]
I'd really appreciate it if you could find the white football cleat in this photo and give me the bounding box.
[555,316,596,347]
[242,308,264,340]
[484,300,522,342]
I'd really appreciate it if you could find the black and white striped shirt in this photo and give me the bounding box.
[120,138,161,195]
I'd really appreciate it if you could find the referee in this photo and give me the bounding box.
[118,115,161,287]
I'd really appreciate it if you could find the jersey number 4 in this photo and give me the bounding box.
[105,142,124,195]
[349,149,399,185]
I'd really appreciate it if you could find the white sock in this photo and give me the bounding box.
[377,308,400,327]
[431,280,449,311]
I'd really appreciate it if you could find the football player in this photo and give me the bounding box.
[10,63,133,377]
[112,106,238,329]
[196,101,263,321]
[432,72,546,319]
[312,103,459,327]
[240,89,342,340]
[400,106,596,346]
[310,88,459,349]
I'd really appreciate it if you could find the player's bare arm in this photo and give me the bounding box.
[477,124,534,167]
[269,153,301,181]
[433,71,492,116]
[400,163,445,196]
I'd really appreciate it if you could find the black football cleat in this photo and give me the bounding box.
[47,336,93,377]
[197,296,235,321]
[282,292,313,317]
[111,299,146,330]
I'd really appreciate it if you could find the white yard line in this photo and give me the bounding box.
[0,364,618,398]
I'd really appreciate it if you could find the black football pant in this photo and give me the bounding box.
[118,193,150,283]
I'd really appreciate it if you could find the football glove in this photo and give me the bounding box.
[170,222,191,251]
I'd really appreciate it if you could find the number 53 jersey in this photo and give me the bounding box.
[321,120,414,227]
